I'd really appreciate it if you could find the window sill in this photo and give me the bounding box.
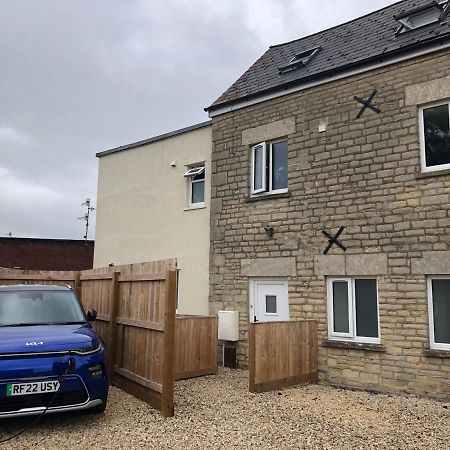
[423,348,450,358]
[322,339,386,352]
[246,191,290,203]
[416,168,450,179]
[184,204,206,211]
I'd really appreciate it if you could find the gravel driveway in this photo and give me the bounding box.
[1,369,449,450]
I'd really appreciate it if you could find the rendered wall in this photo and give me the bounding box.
[95,124,211,315]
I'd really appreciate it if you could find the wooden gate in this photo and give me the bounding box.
[175,315,218,380]
[80,261,177,417]
[249,320,318,393]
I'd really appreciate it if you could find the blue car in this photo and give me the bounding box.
[0,284,108,418]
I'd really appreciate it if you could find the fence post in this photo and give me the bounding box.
[161,270,176,417]
[73,271,81,296]
[107,271,120,384]
[248,323,256,393]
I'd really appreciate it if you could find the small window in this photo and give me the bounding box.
[394,1,444,34]
[419,101,450,172]
[265,295,277,314]
[185,165,205,206]
[427,277,450,351]
[278,47,321,74]
[251,140,288,196]
[327,277,380,344]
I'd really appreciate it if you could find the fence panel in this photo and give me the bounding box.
[175,316,218,380]
[80,260,177,417]
[249,320,318,393]
[0,268,80,292]
[79,268,115,350]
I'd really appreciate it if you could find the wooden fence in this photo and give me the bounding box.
[249,320,318,393]
[0,262,218,417]
[0,268,80,292]
[175,315,218,380]
[80,260,177,417]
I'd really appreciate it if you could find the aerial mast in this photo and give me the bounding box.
[78,198,95,244]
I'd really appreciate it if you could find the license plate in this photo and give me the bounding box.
[6,381,60,397]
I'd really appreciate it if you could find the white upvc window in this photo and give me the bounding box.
[251,139,288,195]
[427,276,450,351]
[419,100,450,172]
[327,277,380,344]
[184,165,205,207]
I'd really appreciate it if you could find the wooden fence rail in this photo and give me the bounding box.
[249,320,318,393]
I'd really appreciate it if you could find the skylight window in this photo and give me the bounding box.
[278,47,321,74]
[394,1,446,35]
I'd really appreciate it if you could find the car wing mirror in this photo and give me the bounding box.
[86,309,97,321]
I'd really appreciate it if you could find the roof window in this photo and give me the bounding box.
[278,47,321,74]
[394,1,447,34]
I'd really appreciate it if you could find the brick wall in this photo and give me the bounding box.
[209,48,450,400]
[0,238,94,271]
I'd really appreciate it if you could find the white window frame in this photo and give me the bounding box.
[185,164,205,207]
[427,276,450,351]
[184,166,205,178]
[251,142,267,194]
[251,140,288,196]
[419,100,450,173]
[326,277,381,344]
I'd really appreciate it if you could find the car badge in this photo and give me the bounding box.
[25,341,44,346]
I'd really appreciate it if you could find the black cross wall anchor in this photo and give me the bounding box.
[354,89,380,119]
[322,226,347,255]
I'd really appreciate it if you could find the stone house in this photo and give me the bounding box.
[206,0,450,399]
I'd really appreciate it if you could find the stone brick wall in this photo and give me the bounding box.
[209,48,450,400]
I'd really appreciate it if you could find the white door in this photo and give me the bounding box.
[249,279,289,323]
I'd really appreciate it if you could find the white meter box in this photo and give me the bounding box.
[218,311,239,341]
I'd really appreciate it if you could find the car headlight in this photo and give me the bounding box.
[71,343,102,355]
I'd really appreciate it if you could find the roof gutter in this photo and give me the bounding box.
[206,34,450,117]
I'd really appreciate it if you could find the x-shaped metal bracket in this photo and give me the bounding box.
[322,226,347,255]
[354,90,380,119]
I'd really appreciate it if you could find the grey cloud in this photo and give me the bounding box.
[0,0,397,239]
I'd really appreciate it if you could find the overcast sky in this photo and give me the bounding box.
[0,0,398,240]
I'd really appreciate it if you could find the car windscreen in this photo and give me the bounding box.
[0,290,87,326]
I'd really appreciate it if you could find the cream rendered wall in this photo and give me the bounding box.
[94,124,211,315]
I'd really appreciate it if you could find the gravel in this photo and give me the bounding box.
[1,369,449,450]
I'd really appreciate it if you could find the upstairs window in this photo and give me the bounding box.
[251,140,288,195]
[327,278,380,344]
[419,101,450,172]
[184,165,205,206]
[394,1,446,34]
[278,47,321,74]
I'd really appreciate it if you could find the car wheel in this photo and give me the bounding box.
[88,398,107,414]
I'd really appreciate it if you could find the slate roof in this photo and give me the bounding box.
[206,0,450,112]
